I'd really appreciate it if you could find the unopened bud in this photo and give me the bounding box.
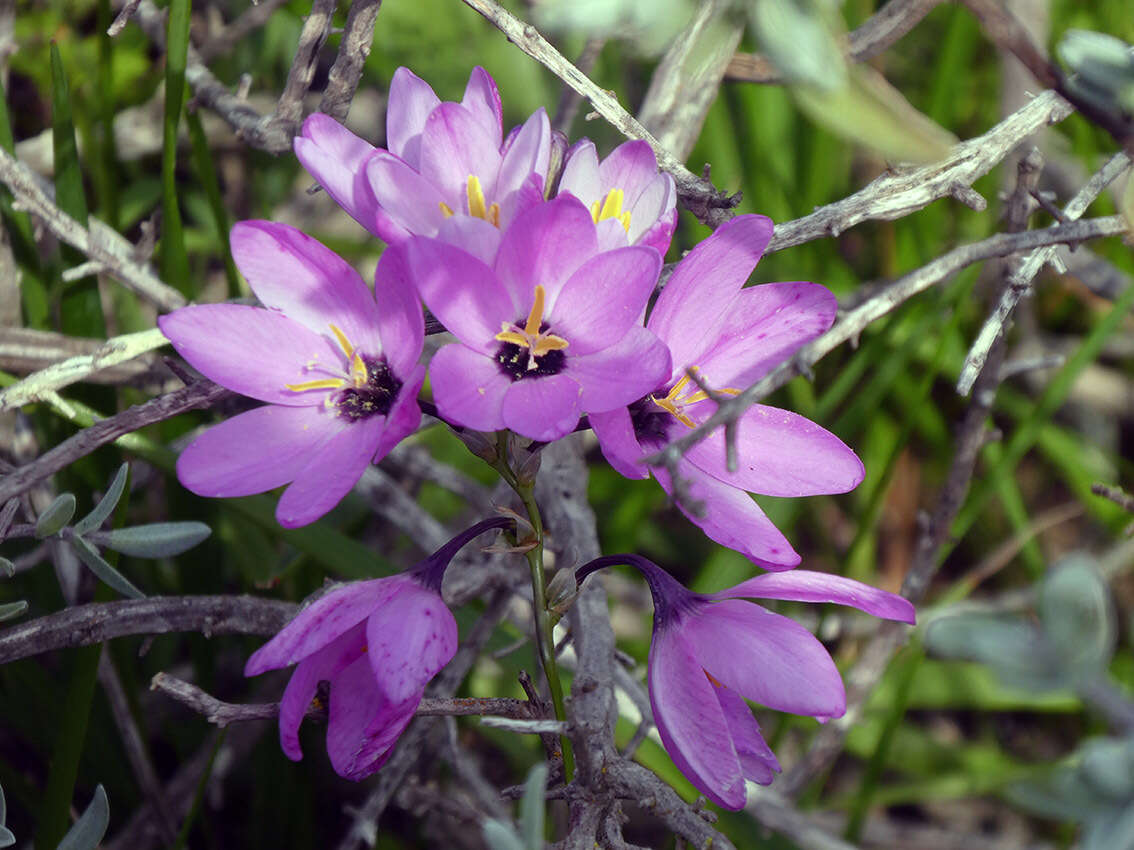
[546,568,579,614]
[456,429,498,464]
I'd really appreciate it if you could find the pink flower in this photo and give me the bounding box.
[158,221,425,528]
[403,195,672,442]
[295,66,550,244]
[557,139,677,256]
[590,214,863,569]
[576,554,916,809]
[246,517,513,780]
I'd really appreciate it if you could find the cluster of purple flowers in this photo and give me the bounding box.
[160,67,915,810]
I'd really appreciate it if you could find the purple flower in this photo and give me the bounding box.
[158,221,425,528]
[246,517,513,780]
[557,139,677,256]
[576,554,916,809]
[295,66,550,244]
[589,214,863,569]
[404,195,672,442]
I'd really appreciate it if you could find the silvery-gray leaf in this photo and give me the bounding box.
[925,613,1062,690]
[748,0,845,90]
[0,557,13,579]
[103,522,211,558]
[0,825,13,849]
[520,762,548,850]
[57,785,109,850]
[34,493,75,539]
[1081,737,1134,801]
[1008,770,1100,823]
[1041,557,1115,677]
[73,463,129,535]
[70,538,145,599]
[0,601,27,623]
[482,819,526,850]
[1083,802,1134,850]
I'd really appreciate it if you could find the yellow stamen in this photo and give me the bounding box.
[591,189,632,234]
[349,351,368,387]
[467,175,488,220]
[524,284,547,336]
[439,201,454,218]
[494,284,570,370]
[618,211,632,232]
[651,368,740,428]
[328,323,354,359]
[286,377,347,392]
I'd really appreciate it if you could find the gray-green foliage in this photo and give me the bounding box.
[482,763,548,850]
[1058,29,1134,115]
[56,785,109,850]
[0,783,14,848]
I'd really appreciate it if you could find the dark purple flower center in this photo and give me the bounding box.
[494,321,567,381]
[334,355,402,421]
[628,392,673,448]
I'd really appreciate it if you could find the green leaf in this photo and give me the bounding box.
[519,762,548,850]
[1081,738,1134,801]
[0,826,13,849]
[748,0,846,90]
[481,820,525,850]
[70,538,145,599]
[1041,557,1116,677]
[73,463,129,536]
[160,0,192,292]
[56,785,109,850]
[924,615,1067,693]
[35,493,76,539]
[103,521,211,558]
[0,557,13,578]
[0,601,25,623]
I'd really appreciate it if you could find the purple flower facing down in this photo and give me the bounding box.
[158,221,425,528]
[405,195,672,442]
[246,517,514,780]
[576,554,916,810]
[557,139,677,256]
[295,66,550,244]
[589,214,864,569]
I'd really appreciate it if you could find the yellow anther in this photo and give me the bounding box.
[349,350,369,387]
[329,323,354,359]
[439,201,454,218]
[286,377,347,393]
[651,368,740,428]
[618,211,631,232]
[524,284,547,336]
[467,175,488,220]
[494,284,569,370]
[591,189,631,234]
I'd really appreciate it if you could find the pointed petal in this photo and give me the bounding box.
[648,625,746,810]
[275,622,368,761]
[566,327,671,413]
[685,404,864,497]
[502,374,582,441]
[461,66,503,146]
[496,107,549,199]
[405,237,512,352]
[386,66,441,168]
[655,462,800,569]
[713,571,916,624]
[715,686,781,785]
[294,115,380,235]
[419,102,501,201]
[275,416,385,527]
[373,365,425,463]
[177,405,335,499]
[159,305,340,406]
[230,221,382,351]
[497,170,549,232]
[598,139,661,195]
[429,343,510,432]
[550,246,661,355]
[366,582,457,705]
[366,152,448,239]
[627,174,676,249]
[648,215,774,372]
[495,196,598,307]
[326,654,419,780]
[371,245,425,375]
[434,214,503,266]
[685,600,846,719]
[637,206,678,256]
[557,139,601,202]
[590,407,649,480]
[698,282,837,388]
[245,577,408,675]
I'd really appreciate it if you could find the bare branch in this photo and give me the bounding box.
[0,595,297,665]
[726,0,945,84]
[274,0,337,127]
[646,215,1127,472]
[198,0,290,63]
[1092,482,1134,514]
[318,0,383,122]
[766,90,1074,254]
[0,328,166,387]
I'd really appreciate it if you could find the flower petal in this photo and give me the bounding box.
[715,686,781,785]
[294,115,380,235]
[557,139,602,202]
[590,407,649,480]
[495,196,598,308]
[654,461,800,569]
[461,66,503,147]
[276,622,368,761]
[366,152,448,239]
[698,282,837,388]
[386,66,441,168]
[566,327,671,414]
[627,174,676,250]
[365,581,457,705]
[685,404,864,497]
[434,214,503,266]
[159,305,340,406]
[685,599,846,719]
[230,221,382,351]
[712,571,916,624]
[373,364,425,463]
[275,416,385,527]
[419,102,502,201]
[429,343,510,432]
[598,139,661,196]
[637,206,678,256]
[245,576,409,675]
[495,107,549,200]
[648,624,746,810]
[502,374,582,441]
[648,215,774,372]
[405,237,513,352]
[371,245,425,375]
[550,246,661,356]
[177,404,336,499]
[326,653,419,780]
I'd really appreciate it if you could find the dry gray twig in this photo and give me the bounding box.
[318,0,383,122]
